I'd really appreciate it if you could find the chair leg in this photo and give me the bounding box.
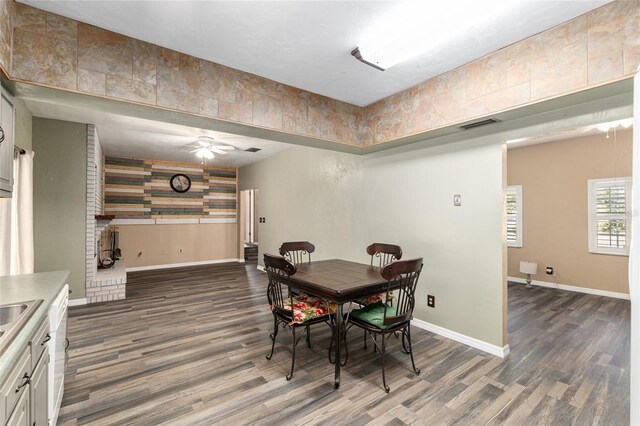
[287,327,296,381]
[306,325,311,348]
[363,329,367,349]
[266,316,279,360]
[406,325,420,375]
[380,333,389,393]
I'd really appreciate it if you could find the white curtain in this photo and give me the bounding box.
[0,149,34,276]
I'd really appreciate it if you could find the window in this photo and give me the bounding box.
[506,185,522,248]
[588,178,631,255]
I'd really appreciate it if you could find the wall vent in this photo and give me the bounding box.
[245,147,262,152]
[460,118,500,130]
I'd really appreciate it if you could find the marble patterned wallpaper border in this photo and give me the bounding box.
[3,1,640,148]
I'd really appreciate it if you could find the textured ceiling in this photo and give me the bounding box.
[19,0,612,107]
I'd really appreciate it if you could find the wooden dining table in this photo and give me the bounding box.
[288,259,389,389]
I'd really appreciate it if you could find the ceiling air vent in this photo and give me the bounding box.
[245,147,262,153]
[460,118,500,130]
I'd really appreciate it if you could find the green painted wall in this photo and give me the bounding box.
[33,118,87,298]
[239,136,506,348]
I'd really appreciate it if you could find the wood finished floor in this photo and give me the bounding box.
[59,263,630,425]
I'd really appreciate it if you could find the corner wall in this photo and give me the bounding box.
[507,130,632,295]
[33,118,87,298]
[239,137,506,348]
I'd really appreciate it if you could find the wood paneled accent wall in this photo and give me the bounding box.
[104,156,237,221]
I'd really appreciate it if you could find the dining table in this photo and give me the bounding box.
[288,259,390,389]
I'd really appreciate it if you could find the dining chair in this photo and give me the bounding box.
[279,241,317,345]
[367,242,403,268]
[279,241,315,265]
[264,253,336,381]
[346,257,423,393]
[359,243,404,306]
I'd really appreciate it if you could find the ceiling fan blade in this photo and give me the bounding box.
[214,145,235,150]
[210,147,229,155]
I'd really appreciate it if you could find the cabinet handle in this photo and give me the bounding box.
[0,126,4,144]
[65,338,70,350]
[15,372,30,393]
[41,333,51,345]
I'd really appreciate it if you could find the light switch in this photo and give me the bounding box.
[453,194,461,206]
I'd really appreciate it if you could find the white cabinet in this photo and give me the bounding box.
[30,346,48,426]
[0,347,30,425]
[0,85,15,198]
[6,387,29,426]
[0,318,50,426]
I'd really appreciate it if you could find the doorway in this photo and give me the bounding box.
[240,188,259,263]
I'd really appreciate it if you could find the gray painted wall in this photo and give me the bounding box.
[239,136,506,348]
[33,118,87,298]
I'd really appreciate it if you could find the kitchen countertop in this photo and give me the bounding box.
[0,270,70,384]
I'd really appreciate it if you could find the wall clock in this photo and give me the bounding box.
[170,173,191,193]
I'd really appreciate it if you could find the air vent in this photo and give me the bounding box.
[245,147,262,153]
[460,118,500,130]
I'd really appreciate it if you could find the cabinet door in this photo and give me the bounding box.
[6,385,30,426]
[0,87,14,197]
[30,346,49,426]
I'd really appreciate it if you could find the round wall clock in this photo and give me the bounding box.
[170,173,191,193]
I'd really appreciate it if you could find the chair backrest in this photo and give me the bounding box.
[264,253,297,316]
[367,243,403,268]
[279,241,315,265]
[380,258,423,326]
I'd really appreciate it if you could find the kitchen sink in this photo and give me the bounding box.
[0,300,43,355]
[0,303,29,326]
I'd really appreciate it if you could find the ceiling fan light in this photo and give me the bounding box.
[197,136,214,147]
[195,148,214,159]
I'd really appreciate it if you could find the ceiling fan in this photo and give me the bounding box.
[191,136,235,161]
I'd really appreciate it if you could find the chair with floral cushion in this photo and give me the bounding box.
[279,241,317,345]
[347,258,423,393]
[264,253,336,381]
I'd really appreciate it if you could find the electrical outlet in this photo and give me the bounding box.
[546,266,554,275]
[178,248,184,254]
[427,295,435,308]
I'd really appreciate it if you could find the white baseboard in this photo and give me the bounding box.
[508,276,630,300]
[411,318,510,358]
[127,258,243,272]
[68,298,87,307]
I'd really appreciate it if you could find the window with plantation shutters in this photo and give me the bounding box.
[506,185,522,248]
[588,178,631,255]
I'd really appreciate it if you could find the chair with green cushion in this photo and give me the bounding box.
[358,243,403,305]
[347,257,423,393]
[264,253,336,381]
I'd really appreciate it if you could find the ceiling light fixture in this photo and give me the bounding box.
[596,118,633,133]
[352,1,514,71]
[189,136,235,164]
[195,148,214,159]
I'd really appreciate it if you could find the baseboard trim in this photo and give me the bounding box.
[411,318,510,358]
[508,276,630,300]
[127,258,243,272]
[68,298,87,307]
